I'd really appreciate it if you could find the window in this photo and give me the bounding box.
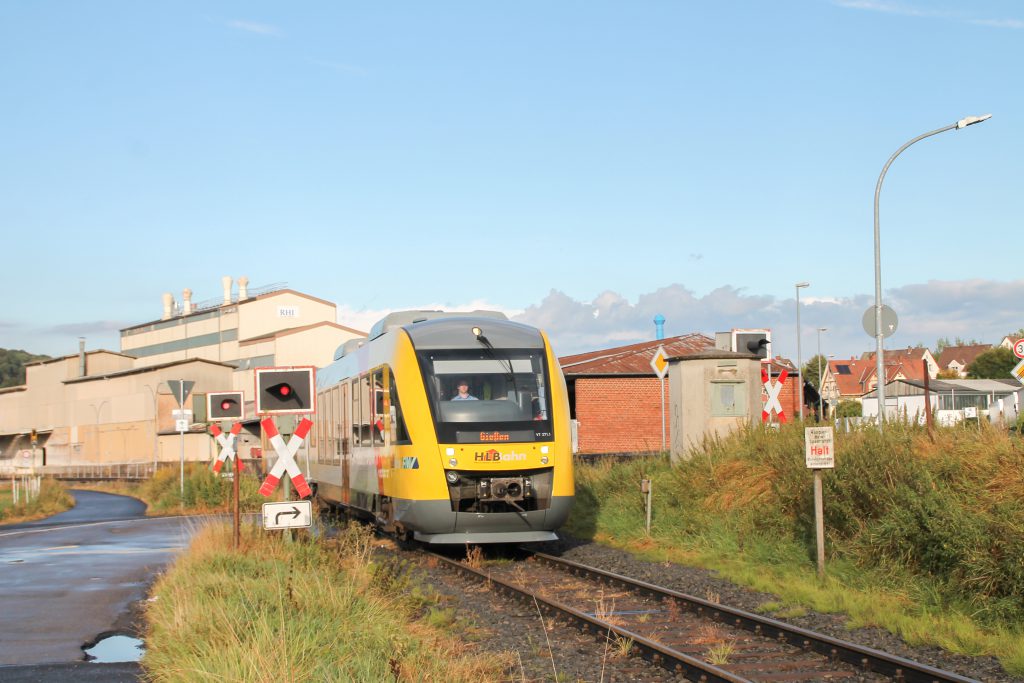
[372,369,385,446]
[389,369,410,444]
[417,348,553,443]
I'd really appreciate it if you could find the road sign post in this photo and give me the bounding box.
[166,380,195,505]
[1013,339,1024,360]
[650,346,669,451]
[805,426,835,580]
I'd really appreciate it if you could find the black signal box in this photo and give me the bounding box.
[208,391,245,420]
[255,367,316,415]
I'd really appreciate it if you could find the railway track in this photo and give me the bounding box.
[428,548,981,683]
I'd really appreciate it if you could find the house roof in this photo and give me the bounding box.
[860,347,932,383]
[827,358,875,397]
[936,344,992,369]
[864,377,1021,398]
[559,333,713,376]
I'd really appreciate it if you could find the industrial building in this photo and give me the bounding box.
[0,278,364,473]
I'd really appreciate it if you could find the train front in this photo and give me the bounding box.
[404,317,574,544]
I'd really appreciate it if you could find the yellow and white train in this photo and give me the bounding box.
[307,311,574,544]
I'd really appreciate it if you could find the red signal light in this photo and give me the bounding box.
[221,400,233,411]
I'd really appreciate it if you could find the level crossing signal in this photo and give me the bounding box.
[208,391,244,420]
[255,367,316,415]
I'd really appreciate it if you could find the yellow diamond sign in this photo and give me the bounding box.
[650,346,669,379]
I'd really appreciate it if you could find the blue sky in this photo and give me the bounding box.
[2,1,1021,364]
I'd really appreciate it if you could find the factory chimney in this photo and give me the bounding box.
[238,276,249,300]
[182,288,193,316]
[654,314,665,340]
[78,337,87,377]
[162,293,174,320]
[222,276,233,305]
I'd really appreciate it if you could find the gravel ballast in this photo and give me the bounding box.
[399,535,1018,682]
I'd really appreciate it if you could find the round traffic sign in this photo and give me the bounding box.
[1014,339,1024,359]
[862,305,898,339]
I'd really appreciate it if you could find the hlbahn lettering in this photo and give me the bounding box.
[474,449,527,462]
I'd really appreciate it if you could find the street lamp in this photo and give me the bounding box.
[795,282,810,420]
[90,400,109,462]
[817,327,827,420]
[873,114,991,427]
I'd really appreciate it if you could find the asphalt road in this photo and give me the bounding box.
[0,489,202,681]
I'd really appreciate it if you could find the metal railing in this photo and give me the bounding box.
[0,462,157,481]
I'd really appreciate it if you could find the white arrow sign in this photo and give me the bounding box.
[262,500,313,529]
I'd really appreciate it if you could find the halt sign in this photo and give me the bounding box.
[804,426,834,469]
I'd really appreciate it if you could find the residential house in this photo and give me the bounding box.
[935,343,993,378]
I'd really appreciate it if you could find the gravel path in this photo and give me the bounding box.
[396,534,1019,682]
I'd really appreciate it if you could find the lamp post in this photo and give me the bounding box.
[817,327,827,420]
[90,400,109,462]
[873,114,991,427]
[795,282,810,420]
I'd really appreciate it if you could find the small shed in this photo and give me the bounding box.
[861,378,1021,424]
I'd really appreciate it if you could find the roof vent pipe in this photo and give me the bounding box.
[78,337,86,377]
[182,288,193,316]
[162,293,174,320]
[654,314,665,341]
[222,276,232,305]
[238,276,249,300]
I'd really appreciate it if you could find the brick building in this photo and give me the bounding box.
[559,334,713,455]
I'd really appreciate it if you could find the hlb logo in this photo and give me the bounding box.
[474,449,527,462]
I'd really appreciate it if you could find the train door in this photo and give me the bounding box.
[342,380,352,504]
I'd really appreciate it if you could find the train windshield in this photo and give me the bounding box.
[418,348,553,443]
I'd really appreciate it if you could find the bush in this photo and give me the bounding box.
[568,420,1024,625]
[142,464,263,513]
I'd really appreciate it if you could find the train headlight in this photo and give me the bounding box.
[540,456,549,465]
[540,446,549,454]
[448,458,458,467]
[445,471,460,485]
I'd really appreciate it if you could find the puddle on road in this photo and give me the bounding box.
[83,634,145,663]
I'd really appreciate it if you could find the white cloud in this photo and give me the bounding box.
[337,300,525,336]
[513,280,1024,362]
[833,1,1024,28]
[970,18,1024,29]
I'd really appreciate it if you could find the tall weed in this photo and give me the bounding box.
[566,420,1024,671]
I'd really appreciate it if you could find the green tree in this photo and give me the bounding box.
[0,348,51,388]
[836,400,862,418]
[801,354,828,394]
[966,347,1017,379]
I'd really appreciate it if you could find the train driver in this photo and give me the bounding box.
[451,379,478,401]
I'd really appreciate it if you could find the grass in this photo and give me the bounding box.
[143,521,510,682]
[565,420,1024,676]
[78,463,269,516]
[0,478,74,524]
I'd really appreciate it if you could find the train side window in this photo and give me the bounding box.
[359,375,372,445]
[351,378,361,446]
[389,371,411,444]
[342,381,351,456]
[332,384,342,465]
[372,370,385,446]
